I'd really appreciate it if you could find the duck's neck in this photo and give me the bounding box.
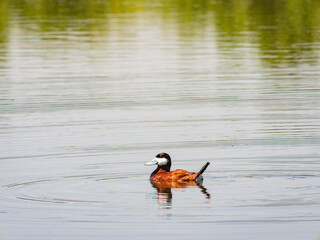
[150,165,171,178]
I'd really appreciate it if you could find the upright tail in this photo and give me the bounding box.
[196,162,210,179]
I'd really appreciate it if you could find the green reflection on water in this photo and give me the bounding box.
[0,0,8,44]
[0,0,8,69]
[1,0,320,66]
[246,0,320,66]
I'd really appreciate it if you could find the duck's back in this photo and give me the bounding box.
[151,169,198,183]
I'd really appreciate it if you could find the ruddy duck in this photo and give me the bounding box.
[144,152,210,184]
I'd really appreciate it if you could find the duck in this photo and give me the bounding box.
[144,152,210,184]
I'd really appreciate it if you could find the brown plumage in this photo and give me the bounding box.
[151,168,198,183]
[145,153,210,185]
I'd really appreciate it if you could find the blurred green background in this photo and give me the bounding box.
[1,0,320,67]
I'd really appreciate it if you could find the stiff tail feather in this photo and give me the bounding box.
[196,162,210,179]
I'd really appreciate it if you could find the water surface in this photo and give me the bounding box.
[1,0,320,239]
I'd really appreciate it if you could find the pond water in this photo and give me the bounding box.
[1,0,320,239]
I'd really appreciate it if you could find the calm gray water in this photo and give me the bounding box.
[1,0,320,239]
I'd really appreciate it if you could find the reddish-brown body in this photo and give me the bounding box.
[151,168,198,184]
[146,153,210,191]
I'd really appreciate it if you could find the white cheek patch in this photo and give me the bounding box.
[156,157,168,166]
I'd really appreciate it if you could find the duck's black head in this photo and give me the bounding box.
[144,152,172,172]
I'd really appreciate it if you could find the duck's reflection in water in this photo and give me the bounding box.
[151,181,210,209]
